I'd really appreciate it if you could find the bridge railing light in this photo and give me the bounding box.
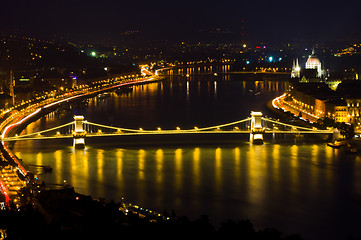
[139,128,143,131]
[157,127,161,131]
[176,127,181,131]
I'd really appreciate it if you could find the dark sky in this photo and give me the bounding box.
[2,0,361,43]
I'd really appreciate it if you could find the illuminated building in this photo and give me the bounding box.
[334,104,348,123]
[346,99,361,124]
[284,81,361,124]
[291,58,301,78]
[305,50,324,78]
[287,83,348,123]
[337,81,361,124]
[291,50,325,80]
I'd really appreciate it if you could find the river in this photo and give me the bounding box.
[12,67,361,239]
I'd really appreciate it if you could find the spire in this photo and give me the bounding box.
[291,58,301,78]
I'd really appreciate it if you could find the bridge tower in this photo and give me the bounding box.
[250,111,264,144]
[73,115,86,148]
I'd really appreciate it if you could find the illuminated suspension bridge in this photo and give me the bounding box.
[1,112,334,147]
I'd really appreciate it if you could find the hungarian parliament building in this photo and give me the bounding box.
[286,51,361,126]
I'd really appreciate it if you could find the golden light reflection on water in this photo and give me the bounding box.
[175,148,182,192]
[290,145,299,188]
[247,145,265,204]
[272,144,280,192]
[215,147,222,192]
[310,144,320,193]
[233,147,241,185]
[97,149,104,184]
[70,150,76,184]
[138,149,145,180]
[325,145,333,182]
[36,152,43,166]
[54,150,62,184]
[116,149,123,182]
[155,149,164,184]
[193,148,200,188]
[82,149,89,192]
[14,141,350,222]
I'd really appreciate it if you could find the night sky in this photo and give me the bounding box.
[2,0,361,43]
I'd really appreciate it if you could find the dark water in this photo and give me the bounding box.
[13,71,361,239]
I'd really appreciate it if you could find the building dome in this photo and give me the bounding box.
[305,50,323,77]
[306,55,321,68]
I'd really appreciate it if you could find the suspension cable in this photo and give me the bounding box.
[6,121,75,139]
[262,118,330,132]
[86,118,252,133]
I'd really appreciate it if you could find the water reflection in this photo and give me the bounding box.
[215,147,222,193]
[116,149,123,182]
[272,144,280,193]
[138,149,145,180]
[290,145,299,191]
[155,149,163,184]
[175,148,182,192]
[311,144,320,194]
[54,150,62,184]
[233,147,241,186]
[17,144,338,200]
[11,72,361,239]
[193,148,200,188]
[14,141,361,239]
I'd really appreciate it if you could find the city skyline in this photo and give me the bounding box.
[2,1,361,239]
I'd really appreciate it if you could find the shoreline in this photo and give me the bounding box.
[0,74,163,204]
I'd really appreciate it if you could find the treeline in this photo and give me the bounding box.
[0,205,303,240]
[1,186,361,240]
[316,117,355,139]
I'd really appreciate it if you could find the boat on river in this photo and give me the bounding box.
[327,139,347,148]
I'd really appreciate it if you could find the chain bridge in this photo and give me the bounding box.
[1,111,334,148]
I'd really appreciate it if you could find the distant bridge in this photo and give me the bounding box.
[157,71,291,76]
[1,112,334,148]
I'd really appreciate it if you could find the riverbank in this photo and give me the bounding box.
[1,184,304,240]
[0,73,163,207]
[268,95,361,153]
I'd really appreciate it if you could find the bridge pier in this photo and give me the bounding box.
[332,128,341,141]
[250,111,264,144]
[73,115,86,148]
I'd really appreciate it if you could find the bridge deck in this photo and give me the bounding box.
[2,129,332,141]
[1,114,335,143]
